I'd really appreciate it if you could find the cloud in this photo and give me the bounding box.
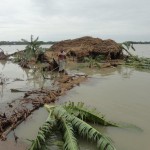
[0,0,150,42]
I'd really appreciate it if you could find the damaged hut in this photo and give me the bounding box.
[50,36,123,61]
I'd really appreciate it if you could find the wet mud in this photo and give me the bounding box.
[0,74,87,141]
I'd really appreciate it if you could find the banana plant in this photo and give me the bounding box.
[121,41,135,57]
[21,35,43,61]
[122,42,150,69]
[29,102,119,150]
[83,56,101,68]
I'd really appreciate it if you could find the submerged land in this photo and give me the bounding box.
[0,36,150,150]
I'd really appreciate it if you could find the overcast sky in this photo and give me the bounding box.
[0,0,149,42]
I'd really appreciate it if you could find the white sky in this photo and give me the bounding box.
[0,0,150,42]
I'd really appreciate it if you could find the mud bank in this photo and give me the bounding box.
[0,74,87,140]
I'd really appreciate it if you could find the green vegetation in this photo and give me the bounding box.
[13,35,46,65]
[125,56,150,69]
[83,55,105,68]
[121,42,150,70]
[121,41,135,56]
[83,56,101,68]
[29,102,119,150]
[22,35,44,61]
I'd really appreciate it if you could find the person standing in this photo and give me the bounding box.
[58,50,67,73]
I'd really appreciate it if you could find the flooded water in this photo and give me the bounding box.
[0,44,52,103]
[0,44,150,150]
[125,44,150,58]
[0,61,53,103]
[0,44,52,54]
[58,66,150,150]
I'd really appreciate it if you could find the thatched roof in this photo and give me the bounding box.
[50,36,122,58]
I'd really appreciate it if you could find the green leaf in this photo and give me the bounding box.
[60,119,79,150]
[65,102,118,127]
[51,105,116,150]
[71,116,116,150]
[28,114,57,150]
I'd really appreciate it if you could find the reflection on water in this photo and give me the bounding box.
[0,44,53,102]
[57,67,150,150]
[0,61,53,102]
[8,65,150,150]
[0,84,4,99]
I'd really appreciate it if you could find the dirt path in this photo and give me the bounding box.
[0,74,87,141]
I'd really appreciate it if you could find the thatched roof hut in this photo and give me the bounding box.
[50,36,123,60]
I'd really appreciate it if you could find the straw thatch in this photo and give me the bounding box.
[50,36,123,60]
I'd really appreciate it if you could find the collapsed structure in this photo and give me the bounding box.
[50,36,123,60]
[0,51,7,60]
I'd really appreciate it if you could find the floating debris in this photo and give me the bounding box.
[0,74,87,140]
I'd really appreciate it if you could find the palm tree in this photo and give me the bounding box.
[29,102,119,150]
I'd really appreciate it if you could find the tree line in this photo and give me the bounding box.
[0,41,57,45]
[127,41,150,44]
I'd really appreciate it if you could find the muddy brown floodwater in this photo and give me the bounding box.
[2,66,149,150]
[0,44,150,150]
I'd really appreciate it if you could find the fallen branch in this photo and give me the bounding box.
[10,89,28,93]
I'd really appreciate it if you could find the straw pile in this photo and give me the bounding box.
[50,36,123,59]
